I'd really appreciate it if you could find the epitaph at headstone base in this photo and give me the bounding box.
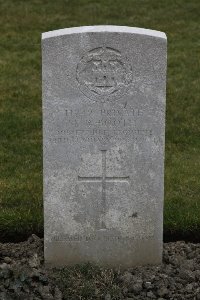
[42,26,167,268]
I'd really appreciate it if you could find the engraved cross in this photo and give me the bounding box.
[78,150,129,230]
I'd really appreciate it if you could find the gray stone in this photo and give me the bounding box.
[104,294,111,300]
[54,287,63,300]
[185,283,193,292]
[129,282,143,294]
[0,263,8,270]
[42,25,167,268]
[157,287,169,297]
[119,271,134,284]
[3,257,12,264]
[144,281,153,290]
[28,253,40,268]
[146,291,156,298]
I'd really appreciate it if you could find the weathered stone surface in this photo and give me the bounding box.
[42,25,167,268]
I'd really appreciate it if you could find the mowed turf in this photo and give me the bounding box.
[0,0,199,241]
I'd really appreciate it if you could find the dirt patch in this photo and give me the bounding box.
[0,235,200,299]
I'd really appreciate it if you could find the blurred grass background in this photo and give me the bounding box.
[0,0,199,241]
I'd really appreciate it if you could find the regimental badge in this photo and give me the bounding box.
[76,47,133,102]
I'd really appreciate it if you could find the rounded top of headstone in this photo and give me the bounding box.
[42,25,167,40]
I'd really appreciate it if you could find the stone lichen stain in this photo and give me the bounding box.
[129,212,138,218]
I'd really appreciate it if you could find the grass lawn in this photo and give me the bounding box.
[0,0,200,241]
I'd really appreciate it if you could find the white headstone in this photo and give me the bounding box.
[42,26,167,268]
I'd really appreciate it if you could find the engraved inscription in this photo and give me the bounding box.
[48,106,152,144]
[51,234,152,242]
[49,128,153,144]
[66,108,142,117]
[78,150,129,230]
[76,47,133,102]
